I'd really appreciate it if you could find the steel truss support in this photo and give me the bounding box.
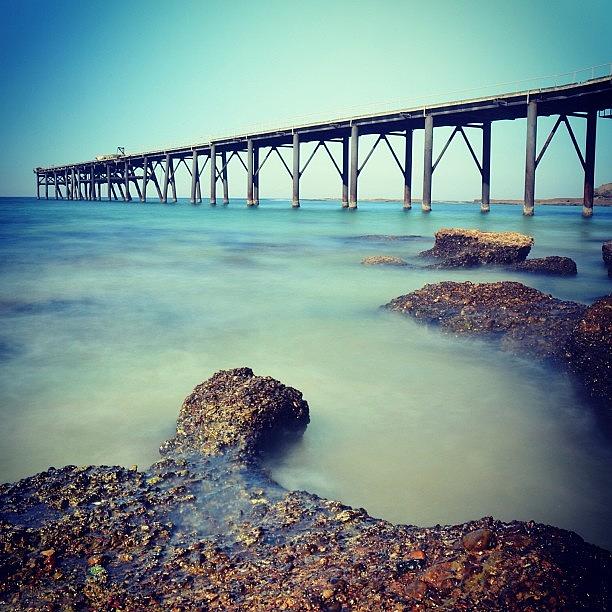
[422,115,433,212]
[349,124,359,209]
[428,122,491,213]
[162,154,177,203]
[286,136,346,207]
[221,151,229,205]
[292,133,300,208]
[523,100,538,216]
[342,136,349,207]
[247,139,255,206]
[253,147,260,205]
[481,122,491,213]
[107,163,112,200]
[190,152,201,203]
[124,160,132,202]
[210,144,217,206]
[524,105,596,217]
[583,110,597,217]
[142,157,149,202]
[404,129,413,210]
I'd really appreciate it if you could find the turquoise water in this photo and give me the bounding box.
[1,196,611,549]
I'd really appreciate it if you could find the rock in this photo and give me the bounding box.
[603,241,612,276]
[1,369,611,610]
[512,256,577,276]
[87,555,104,567]
[419,228,534,267]
[397,558,425,574]
[160,367,309,459]
[602,241,612,266]
[563,295,612,406]
[420,561,461,590]
[462,528,494,552]
[361,255,408,266]
[595,183,612,198]
[408,549,426,560]
[384,281,586,359]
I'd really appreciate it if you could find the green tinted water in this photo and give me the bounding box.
[1,197,610,548]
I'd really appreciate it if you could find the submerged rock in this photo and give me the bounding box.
[347,234,424,242]
[563,295,612,407]
[361,255,408,266]
[420,228,534,267]
[1,368,611,610]
[512,256,578,276]
[384,281,586,359]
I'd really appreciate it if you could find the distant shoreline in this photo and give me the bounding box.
[2,195,611,206]
[302,197,612,206]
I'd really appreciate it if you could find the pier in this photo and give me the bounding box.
[35,73,612,217]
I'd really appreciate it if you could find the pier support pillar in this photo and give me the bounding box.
[292,133,300,208]
[45,173,49,199]
[404,128,413,210]
[523,100,537,216]
[89,165,94,200]
[253,146,260,206]
[124,160,132,202]
[64,169,69,200]
[162,154,170,203]
[71,168,76,200]
[190,152,199,203]
[349,124,359,209]
[247,139,255,206]
[481,121,491,213]
[142,157,148,202]
[210,144,217,206]
[582,109,597,218]
[422,115,433,212]
[221,151,229,204]
[107,164,112,200]
[342,135,349,207]
[36,173,40,199]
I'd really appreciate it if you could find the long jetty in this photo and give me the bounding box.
[35,72,612,217]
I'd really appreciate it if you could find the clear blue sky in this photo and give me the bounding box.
[1,0,610,200]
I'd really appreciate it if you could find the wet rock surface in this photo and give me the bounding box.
[603,241,612,276]
[384,281,586,360]
[512,256,578,276]
[563,295,612,408]
[1,367,611,610]
[361,255,408,266]
[160,367,309,460]
[420,228,534,267]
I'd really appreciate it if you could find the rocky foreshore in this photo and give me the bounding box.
[2,367,611,610]
[384,282,611,405]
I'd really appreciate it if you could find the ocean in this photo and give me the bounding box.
[1,196,611,549]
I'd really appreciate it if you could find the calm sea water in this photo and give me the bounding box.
[1,196,611,549]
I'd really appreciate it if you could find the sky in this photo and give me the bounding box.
[0,0,611,200]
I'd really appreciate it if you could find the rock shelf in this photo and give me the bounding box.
[1,367,611,610]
